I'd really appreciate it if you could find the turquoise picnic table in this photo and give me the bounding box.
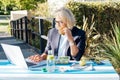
[0,60,119,80]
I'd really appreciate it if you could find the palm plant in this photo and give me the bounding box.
[79,15,104,63]
[101,23,120,73]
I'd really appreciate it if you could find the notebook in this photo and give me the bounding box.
[1,43,46,70]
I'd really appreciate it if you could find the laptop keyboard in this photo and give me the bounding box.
[26,61,36,67]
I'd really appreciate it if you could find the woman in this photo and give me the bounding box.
[28,7,86,62]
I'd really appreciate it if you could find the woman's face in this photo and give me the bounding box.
[55,16,67,35]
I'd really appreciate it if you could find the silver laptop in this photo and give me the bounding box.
[1,43,46,70]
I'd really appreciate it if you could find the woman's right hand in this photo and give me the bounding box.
[28,54,43,63]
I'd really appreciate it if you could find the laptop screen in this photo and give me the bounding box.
[1,43,28,69]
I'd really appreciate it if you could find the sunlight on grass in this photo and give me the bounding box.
[0,24,9,32]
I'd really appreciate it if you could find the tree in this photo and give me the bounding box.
[0,0,12,14]
[0,0,47,14]
[14,0,46,10]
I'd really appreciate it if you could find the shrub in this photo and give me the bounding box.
[66,1,120,34]
[79,15,105,63]
[100,23,120,73]
[27,2,52,49]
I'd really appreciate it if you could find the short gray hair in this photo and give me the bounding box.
[54,7,76,29]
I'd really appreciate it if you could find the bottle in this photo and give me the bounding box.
[47,50,55,72]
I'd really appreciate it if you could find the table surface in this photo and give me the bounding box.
[0,60,119,80]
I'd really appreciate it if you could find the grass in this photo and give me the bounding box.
[0,23,9,25]
[0,24,9,32]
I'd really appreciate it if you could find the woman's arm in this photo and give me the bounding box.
[64,28,79,56]
[64,28,86,60]
[69,39,79,57]
[27,29,53,62]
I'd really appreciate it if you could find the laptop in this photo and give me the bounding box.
[1,43,46,70]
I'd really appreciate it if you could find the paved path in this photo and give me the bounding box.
[0,32,40,59]
[0,32,11,37]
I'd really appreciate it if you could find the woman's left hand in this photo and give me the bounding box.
[64,28,74,42]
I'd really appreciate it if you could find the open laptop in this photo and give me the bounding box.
[1,43,46,70]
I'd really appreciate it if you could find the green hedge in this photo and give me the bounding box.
[66,2,120,34]
[28,2,52,49]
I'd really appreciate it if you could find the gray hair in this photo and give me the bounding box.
[54,7,76,29]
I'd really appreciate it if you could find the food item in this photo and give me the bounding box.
[59,56,69,59]
[58,26,66,35]
[79,59,86,66]
[55,56,70,64]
